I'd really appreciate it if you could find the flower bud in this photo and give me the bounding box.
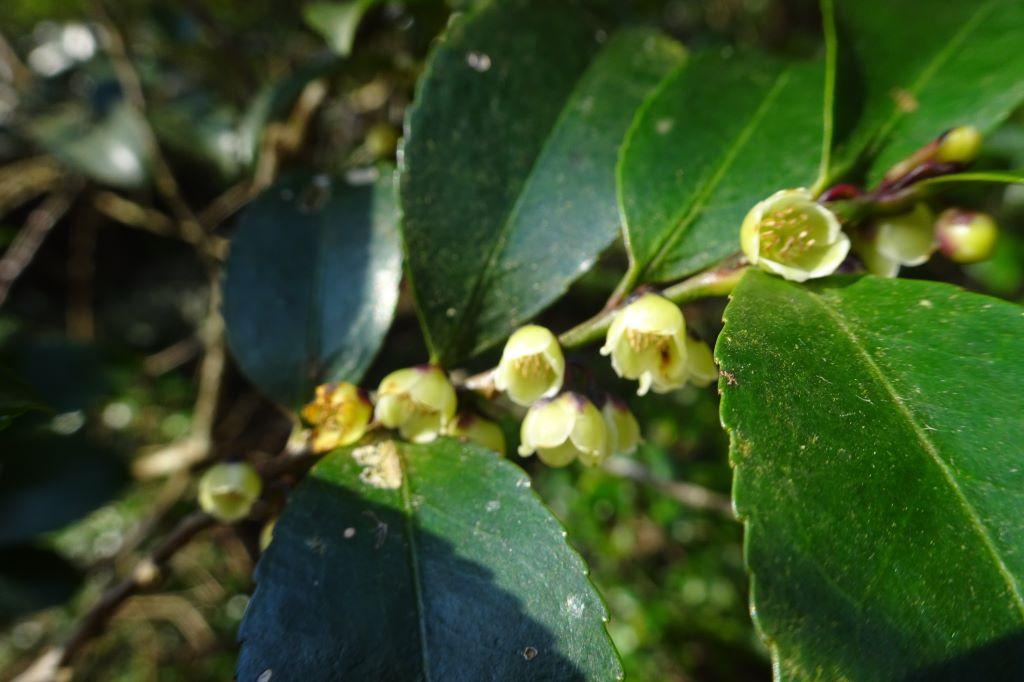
[600,293,687,396]
[494,325,565,406]
[301,382,374,453]
[683,335,718,387]
[740,188,850,282]
[602,398,641,456]
[936,209,998,263]
[518,393,609,468]
[852,232,900,278]
[874,204,936,268]
[375,365,457,443]
[446,412,506,455]
[935,126,982,164]
[198,462,262,523]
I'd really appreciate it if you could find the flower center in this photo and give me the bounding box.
[625,329,670,353]
[759,207,819,261]
[512,353,553,379]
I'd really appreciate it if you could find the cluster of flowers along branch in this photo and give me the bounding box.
[742,126,999,283]
[196,125,1001,524]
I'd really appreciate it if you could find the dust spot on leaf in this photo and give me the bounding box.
[352,441,403,489]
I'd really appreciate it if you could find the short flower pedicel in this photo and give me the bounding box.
[494,325,565,406]
[301,382,373,452]
[741,188,850,282]
[447,412,506,455]
[601,293,687,396]
[518,392,609,467]
[375,365,456,443]
[198,462,262,523]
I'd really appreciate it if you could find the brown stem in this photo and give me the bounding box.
[0,189,80,307]
[601,456,735,519]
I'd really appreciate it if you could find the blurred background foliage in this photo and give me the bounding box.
[0,0,1021,680]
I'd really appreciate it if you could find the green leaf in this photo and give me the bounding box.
[303,0,379,56]
[28,101,151,189]
[827,0,1024,186]
[718,269,1024,679]
[223,171,401,409]
[0,545,82,626]
[0,428,127,546]
[618,52,824,284]
[400,0,684,364]
[238,439,622,680]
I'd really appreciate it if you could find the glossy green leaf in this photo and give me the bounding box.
[0,428,127,546]
[718,270,1024,679]
[223,171,401,409]
[303,0,379,56]
[29,101,151,189]
[827,0,1024,186]
[238,439,621,680]
[400,0,684,364]
[618,52,824,285]
[0,545,82,625]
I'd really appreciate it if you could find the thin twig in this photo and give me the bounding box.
[92,191,228,259]
[0,29,32,88]
[601,456,735,519]
[0,189,79,307]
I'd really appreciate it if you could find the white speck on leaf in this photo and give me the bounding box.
[485,500,500,512]
[564,594,585,618]
[466,52,491,72]
[655,118,674,134]
[352,441,403,489]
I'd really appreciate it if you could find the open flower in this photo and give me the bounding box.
[518,393,609,468]
[936,209,998,263]
[494,325,564,406]
[683,336,718,387]
[446,412,506,455]
[301,382,374,452]
[375,365,456,443]
[602,397,641,456]
[198,462,262,523]
[601,293,687,396]
[741,188,850,282]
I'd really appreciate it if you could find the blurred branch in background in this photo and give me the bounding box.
[602,456,735,519]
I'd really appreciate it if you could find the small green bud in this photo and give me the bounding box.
[602,398,641,456]
[446,412,506,455]
[198,462,262,523]
[683,336,717,387]
[936,209,998,263]
[601,293,687,396]
[494,325,565,406]
[375,365,457,443]
[740,188,850,282]
[874,204,936,267]
[518,393,609,468]
[301,382,374,453]
[935,126,982,164]
[365,123,399,159]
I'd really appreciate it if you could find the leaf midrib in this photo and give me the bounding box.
[805,287,1024,620]
[640,68,793,280]
[398,448,432,681]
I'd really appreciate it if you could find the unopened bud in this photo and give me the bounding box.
[301,382,373,453]
[936,209,998,263]
[740,188,850,282]
[601,293,687,396]
[935,126,982,164]
[198,462,262,523]
[518,393,609,468]
[874,204,936,267]
[375,365,457,443]
[446,412,506,455]
[602,398,641,456]
[494,325,564,406]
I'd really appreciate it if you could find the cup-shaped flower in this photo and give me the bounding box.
[494,325,565,406]
[447,412,506,455]
[740,188,850,282]
[301,382,374,453]
[936,209,998,263]
[602,397,641,456]
[601,293,687,396]
[198,462,262,523]
[854,204,936,277]
[683,336,718,387]
[518,393,609,468]
[375,365,457,443]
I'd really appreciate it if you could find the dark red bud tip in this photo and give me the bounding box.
[817,184,862,203]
